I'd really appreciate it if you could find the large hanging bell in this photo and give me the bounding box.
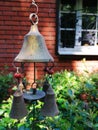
[9,90,28,120]
[14,24,54,62]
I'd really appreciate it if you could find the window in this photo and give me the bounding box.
[56,0,98,55]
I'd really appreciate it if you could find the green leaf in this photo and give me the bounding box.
[0,109,4,115]
[68,89,74,97]
[94,123,98,128]
[0,126,6,130]
[18,126,25,130]
[85,82,93,89]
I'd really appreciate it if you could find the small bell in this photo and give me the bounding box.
[43,80,51,93]
[9,90,28,120]
[14,24,54,62]
[41,94,59,117]
[41,81,59,117]
[43,80,54,95]
[46,84,55,95]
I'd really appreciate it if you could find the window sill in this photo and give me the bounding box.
[58,46,98,55]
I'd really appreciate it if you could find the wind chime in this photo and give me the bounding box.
[9,0,59,124]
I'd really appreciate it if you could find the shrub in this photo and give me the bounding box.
[0,67,15,103]
[0,70,98,130]
[47,70,98,130]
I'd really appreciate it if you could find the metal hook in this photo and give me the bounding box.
[43,62,54,75]
[30,0,38,14]
[12,62,18,69]
[12,62,21,72]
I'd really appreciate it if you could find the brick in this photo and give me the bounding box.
[4,21,19,26]
[0,25,12,30]
[3,11,18,16]
[0,35,12,39]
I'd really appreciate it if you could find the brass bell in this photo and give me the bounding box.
[14,24,54,62]
[41,94,59,117]
[9,91,28,120]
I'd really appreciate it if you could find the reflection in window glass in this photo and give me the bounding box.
[82,15,96,29]
[83,0,97,13]
[60,0,76,48]
[61,13,76,28]
[61,0,76,11]
[61,30,75,48]
[82,31,95,46]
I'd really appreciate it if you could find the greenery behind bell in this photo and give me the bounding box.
[0,66,15,103]
[0,70,98,130]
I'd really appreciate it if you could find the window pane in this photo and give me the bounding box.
[61,13,76,28]
[82,31,95,46]
[82,0,97,46]
[61,0,76,11]
[61,30,75,48]
[82,15,96,29]
[83,0,97,13]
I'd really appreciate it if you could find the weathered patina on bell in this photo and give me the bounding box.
[41,94,59,117]
[9,90,28,120]
[14,24,54,62]
[41,81,59,117]
[43,80,55,95]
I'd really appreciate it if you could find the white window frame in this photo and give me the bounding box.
[56,0,98,55]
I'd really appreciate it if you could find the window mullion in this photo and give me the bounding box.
[95,1,98,45]
[75,0,82,46]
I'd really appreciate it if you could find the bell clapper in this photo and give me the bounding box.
[18,80,24,93]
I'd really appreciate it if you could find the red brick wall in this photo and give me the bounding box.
[0,0,98,83]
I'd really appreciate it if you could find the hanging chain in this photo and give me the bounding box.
[29,0,39,25]
[31,0,38,14]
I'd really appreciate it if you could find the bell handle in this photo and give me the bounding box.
[29,13,39,25]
